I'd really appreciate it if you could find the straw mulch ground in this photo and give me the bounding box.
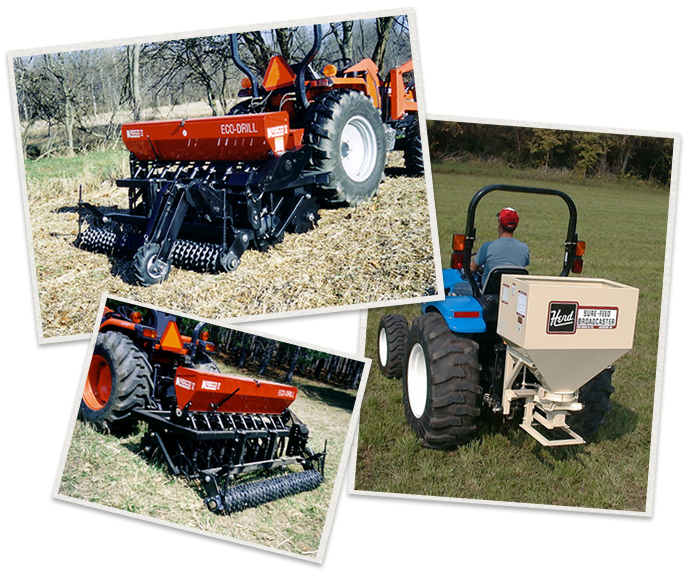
[27,152,437,340]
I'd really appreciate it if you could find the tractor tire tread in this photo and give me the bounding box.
[567,368,615,438]
[80,331,153,435]
[304,90,387,206]
[403,120,425,176]
[403,313,482,450]
[377,314,410,378]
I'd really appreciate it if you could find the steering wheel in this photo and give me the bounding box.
[330,57,352,73]
[116,306,138,321]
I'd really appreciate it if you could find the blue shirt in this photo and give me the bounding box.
[475,237,530,285]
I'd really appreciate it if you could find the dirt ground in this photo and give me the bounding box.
[27,151,437,340]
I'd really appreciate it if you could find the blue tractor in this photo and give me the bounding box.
[377,184,622,449]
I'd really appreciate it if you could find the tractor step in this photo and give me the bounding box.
[204,469,324,514]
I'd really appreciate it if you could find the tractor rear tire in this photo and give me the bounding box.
[133,242,172,285]
[377,314,409,378]
[402,313,482,449]
[304,90,387,206]
[567,367,615,438]
[80,331,153,435]
[403,120,424,176]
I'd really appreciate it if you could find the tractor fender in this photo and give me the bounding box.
[422,296,486,334]
[442,268,463,291]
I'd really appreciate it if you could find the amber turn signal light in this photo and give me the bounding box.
[576,240,586,257]
[241,77,252,89]
[452,234,466,252]
[322,64,337,78]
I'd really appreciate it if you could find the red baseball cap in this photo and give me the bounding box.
[497,207,519,229]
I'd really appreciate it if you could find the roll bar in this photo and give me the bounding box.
[462,184,580,297]
[229,24,323,110]
[229,34,260,98]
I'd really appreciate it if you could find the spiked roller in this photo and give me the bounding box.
[205,469,324,514]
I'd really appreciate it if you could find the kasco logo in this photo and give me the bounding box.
[201,380,221,391]
[277,389,295,398]
[175,377,195,390]
[267,125,287,138]
[547,302,577,334]
[126,128,144,138]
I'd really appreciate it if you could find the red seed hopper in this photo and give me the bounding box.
[174,366,298,414]
[121,111,304,163]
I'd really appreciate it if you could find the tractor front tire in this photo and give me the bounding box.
[568,367,615,438]
[402,313,482,449]
[378,314,409,378]
[305,90,387,206]
[133,242,172,285]
[80,331,153,435]
[403,120,424,176]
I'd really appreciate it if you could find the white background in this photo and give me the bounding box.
[0,0,690,576]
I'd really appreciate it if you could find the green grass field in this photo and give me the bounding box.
[59,364,357,558]
[354,160,670,512]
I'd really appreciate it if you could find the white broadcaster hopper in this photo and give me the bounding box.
[496,275,639,446]
[498,275,639,391]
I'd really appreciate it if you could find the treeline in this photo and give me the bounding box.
[428,121,674,185]
[209,327,364,389]
[13,17,411,159]
[105,301,364,389]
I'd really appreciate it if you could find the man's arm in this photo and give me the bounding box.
[469,242,488,273]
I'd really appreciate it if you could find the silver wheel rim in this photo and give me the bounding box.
[407,343,428,418]
[378,327,388,366]
[340,115,377,182]
[146,254,168,279]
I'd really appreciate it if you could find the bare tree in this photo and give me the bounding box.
[237,26,315,74]
[328,21,354,65]
[145,36,237,116]
[126,45,142,121]
[371,17,395,70]
[29,52,94,156]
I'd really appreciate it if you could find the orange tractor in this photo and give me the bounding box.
[81,305,326,513]
[78,24,421,284]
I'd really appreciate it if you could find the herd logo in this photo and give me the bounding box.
[547,302,577,334]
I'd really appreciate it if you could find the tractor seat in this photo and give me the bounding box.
[482,266,529,296]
